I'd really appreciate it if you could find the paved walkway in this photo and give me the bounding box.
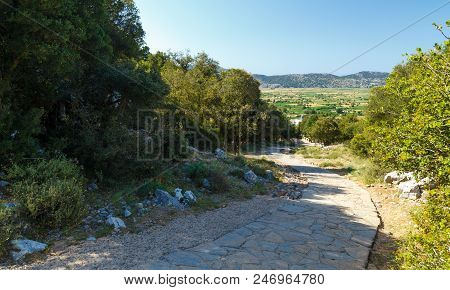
[147,152,380,270]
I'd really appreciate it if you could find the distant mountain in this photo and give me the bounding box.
[253,71,389,88]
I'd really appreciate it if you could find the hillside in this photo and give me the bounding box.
[254,71,389,88]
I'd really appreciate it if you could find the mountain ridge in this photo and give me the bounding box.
[254,71,389,88]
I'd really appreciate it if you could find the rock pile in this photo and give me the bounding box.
[274,171,308,200]
[384,171,432,200]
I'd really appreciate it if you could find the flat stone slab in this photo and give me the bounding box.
[148,153,380,270]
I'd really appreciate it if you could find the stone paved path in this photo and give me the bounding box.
[147,151,380,270]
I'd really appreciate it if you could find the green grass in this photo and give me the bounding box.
[261,88,369,119]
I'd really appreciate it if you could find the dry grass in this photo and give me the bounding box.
[365,184,419,269]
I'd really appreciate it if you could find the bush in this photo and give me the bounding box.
[319,161,344,168]
[184,161,211,182]
[209,171,230,193]
[228,168,245,179]
[9,158,87,229]
[0,207,15,257]
[246,158,277,176]
[396,188,450,269]
[307,117,341,146]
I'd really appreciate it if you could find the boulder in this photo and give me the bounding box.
[265,170,274,180]
[183,191,197,203]
[215,148,227,159]
[398,179,421,200]
[202,178,211,188]
[244,170,258,184]
[174,188,183,201]
[384,171,416,184]
[404,172,414,181]
[106,216,126,229]
[136,202,144,209]
[153,189,184,210]
[10,239,48,261]
[384,171,401,184]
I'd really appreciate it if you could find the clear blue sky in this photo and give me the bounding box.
[135,0,449,75]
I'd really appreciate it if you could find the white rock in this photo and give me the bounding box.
[174,188,183,201]
[123,209,132,217]
[244,170,258,184]
[106,216,126,229]
[86,236,96,241]
[215,148,227,159]
[183,191,197,203]
[418,177,436,189]
[10,239,47,261]
[384,171,401,184]
[398,179,421,200]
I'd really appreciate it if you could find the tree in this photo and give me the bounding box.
[307,117,340,146]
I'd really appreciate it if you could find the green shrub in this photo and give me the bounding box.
[9,158,87,229]
[0,207,15,257]
[319,161,344,168]
[249,183,268,196]
[184,161,210,182]
[209,171,230,193]
[228,168,245,179]
[396,188,450,269]
[247,158,277,176]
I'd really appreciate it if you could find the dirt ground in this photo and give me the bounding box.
[364,184,419,269]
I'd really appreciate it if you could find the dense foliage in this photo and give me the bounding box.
[9,158,87,229]
[350,22,450,269]
[300,114,359,146]
[352,24,450,186]
[0,0,293,257]
[396,188,450,269]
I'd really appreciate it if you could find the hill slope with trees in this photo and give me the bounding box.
[254,71,389,88]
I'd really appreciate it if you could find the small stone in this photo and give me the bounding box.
[136,203,144,209]
[244,170,258,184]
[202,178,211,188]
[86,236,96,241]
[123,209,132,217]
[106,216,126,229]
